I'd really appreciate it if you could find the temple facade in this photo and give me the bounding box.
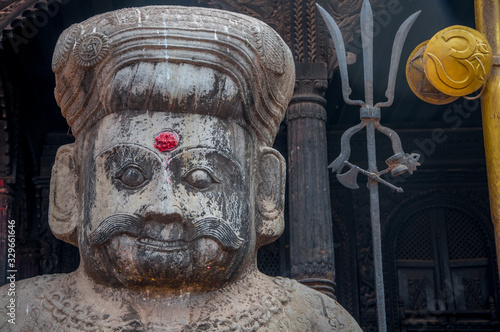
[0,0,498,330]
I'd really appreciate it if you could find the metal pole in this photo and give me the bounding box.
[474,0,500,276]
[366,120,386,332]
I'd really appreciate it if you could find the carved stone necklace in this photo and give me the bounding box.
[29,274,298,331]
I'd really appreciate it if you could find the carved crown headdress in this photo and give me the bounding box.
[52,6,295,146]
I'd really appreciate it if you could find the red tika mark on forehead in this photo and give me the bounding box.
[154,131,179,152]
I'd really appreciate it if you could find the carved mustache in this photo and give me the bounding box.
[87,214,244,251]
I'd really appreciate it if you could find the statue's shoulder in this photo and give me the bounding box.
[270,276,362,331]
[0,273,67,331]
[0,272,115,331]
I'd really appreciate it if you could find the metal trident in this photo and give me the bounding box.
[317,1,421,331]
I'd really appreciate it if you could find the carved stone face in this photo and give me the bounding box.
[77,110,256,290]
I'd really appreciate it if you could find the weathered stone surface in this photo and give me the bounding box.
[0,6,361,331]
[2,269,363,331]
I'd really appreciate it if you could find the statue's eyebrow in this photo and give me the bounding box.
[169,147,244,176]
[95,143,163,164]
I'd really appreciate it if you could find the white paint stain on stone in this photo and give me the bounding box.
[164,154,173,186]
[136,8,142,27]
[162,13,171,80]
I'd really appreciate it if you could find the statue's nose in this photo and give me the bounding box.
[143,203,183,223]
[142,183,183,221]
[141,201,185,240]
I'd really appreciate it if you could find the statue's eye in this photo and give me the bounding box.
[116,165,147,188]
[184,169,218,189]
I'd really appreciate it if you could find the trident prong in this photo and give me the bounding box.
[318,1,421,187]
[376,10,421,108]
[316,4,365,107]
[361,0,374,106]
[317,1,421,331]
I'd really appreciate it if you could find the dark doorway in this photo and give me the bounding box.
[390,202,500,331]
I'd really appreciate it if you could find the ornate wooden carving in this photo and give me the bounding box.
[407,279,426,310]
[382,188,499,331]
[0,0,44,38]
[199,0,385,69]
[197,0,287,42]
[0,0,71,50]
[464,278,484,310]
[285,62,337,297]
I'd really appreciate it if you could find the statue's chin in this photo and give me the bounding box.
[83,234,245,290]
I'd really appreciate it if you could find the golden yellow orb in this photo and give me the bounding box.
[406,40,459,105]
[423,25,492,97]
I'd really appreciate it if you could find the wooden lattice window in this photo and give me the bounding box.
[394,205,499,331]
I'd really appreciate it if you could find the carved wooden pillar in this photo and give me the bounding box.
[285,0,336,297]
[285,0,384,301]
[287,62,336,297]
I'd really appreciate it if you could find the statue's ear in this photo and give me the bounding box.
[48,144,79,247]
[255,147,286,248]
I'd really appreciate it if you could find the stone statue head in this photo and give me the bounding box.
[48,6,295,291]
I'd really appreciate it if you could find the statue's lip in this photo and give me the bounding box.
[136,237,188,252]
